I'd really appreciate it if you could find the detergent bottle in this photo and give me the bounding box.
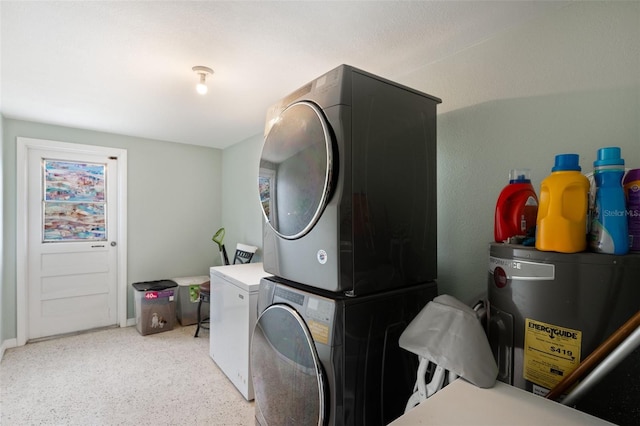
[536,154,590,253]
[589,147,628,255]
[494,169,538,242]
[623,168,640,251]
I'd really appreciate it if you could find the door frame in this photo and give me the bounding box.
[16,137,128,346]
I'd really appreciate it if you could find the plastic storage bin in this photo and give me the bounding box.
[173,275,209,325]
[132,280,178,336]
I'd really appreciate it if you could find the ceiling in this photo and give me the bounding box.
[1,1,569,150]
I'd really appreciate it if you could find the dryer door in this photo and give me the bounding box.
[251,304,326,425]
[259,101,334,240]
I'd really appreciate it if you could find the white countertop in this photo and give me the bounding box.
[389,379,614,425]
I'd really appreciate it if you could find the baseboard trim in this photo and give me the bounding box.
[0,338,18,362]
[1,321,134,357]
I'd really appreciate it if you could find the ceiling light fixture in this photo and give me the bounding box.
[192,66,214,95]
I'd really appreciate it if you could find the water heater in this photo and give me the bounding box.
[486,243,640,424]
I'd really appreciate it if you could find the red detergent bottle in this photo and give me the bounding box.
[494,169,539,242]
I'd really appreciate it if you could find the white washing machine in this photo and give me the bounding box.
[259,64,441,296]
[250,276,437,425]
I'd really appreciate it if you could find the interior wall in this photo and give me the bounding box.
[400,0,640,301]
[2,119,222,339]
[220,1,640,303]
[220,133,264,263]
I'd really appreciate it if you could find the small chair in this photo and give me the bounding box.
[194,280,210,338]
[233,243,258,264]
[194,244,257,338]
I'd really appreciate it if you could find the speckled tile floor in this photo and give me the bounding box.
[0,324,255,425]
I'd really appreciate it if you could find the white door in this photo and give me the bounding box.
[17,138,127,343]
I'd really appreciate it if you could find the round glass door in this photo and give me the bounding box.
[251,304,326,425]
[258,101,333,239]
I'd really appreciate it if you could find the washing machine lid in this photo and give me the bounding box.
[258,101,334,240]
[251,304,326,426]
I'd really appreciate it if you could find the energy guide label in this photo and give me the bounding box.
[523,318,582,390]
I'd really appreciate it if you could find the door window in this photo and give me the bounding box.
[259,101,333,239]
[42,159,107,241]
[251,304,325,425]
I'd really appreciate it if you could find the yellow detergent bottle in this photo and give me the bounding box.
[536,154,590,253]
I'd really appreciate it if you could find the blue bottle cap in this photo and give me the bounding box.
[552,154,581,172]
[509,168,531,183]
[594,147,624,167]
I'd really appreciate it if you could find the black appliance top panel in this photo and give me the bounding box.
[264,64,441,136]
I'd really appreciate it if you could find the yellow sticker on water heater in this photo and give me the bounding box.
[523,318,582,391]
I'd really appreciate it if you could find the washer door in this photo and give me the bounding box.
[258,101,334,239]
[251,304,326,425]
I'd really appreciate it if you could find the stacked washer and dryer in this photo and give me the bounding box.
[249,65,442,425]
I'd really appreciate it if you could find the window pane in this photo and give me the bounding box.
[43,160,107,242]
